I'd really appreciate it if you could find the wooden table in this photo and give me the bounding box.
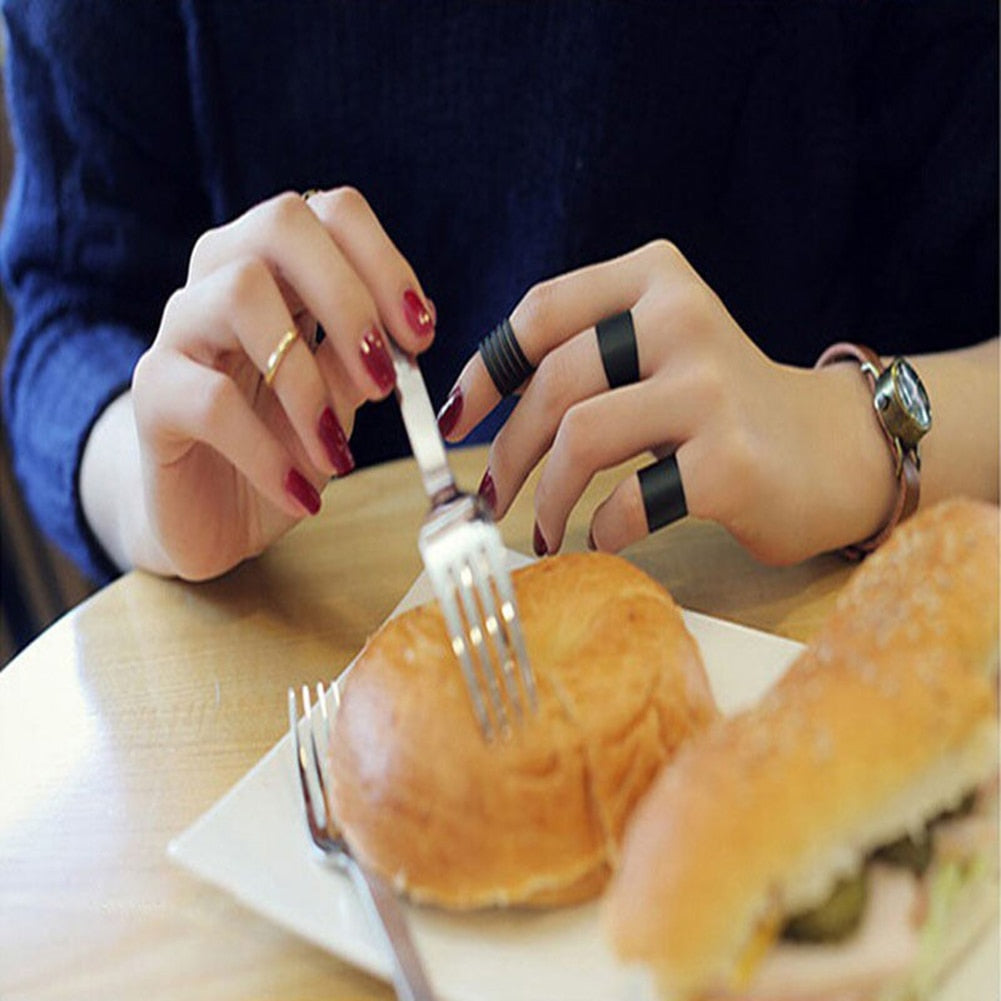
[0,446,855,1001]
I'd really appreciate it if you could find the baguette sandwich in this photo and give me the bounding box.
[605,498,999,1001]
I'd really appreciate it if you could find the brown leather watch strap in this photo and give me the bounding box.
[815,341,921,560]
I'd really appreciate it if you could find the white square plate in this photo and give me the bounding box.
[169,553,997,1001]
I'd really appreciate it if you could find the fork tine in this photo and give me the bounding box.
[453,558,510,735]
[470,545,524,725]
[309,683,335,829]
[287,686,301,762]
[482,541,537,712]
[288,687,325,843]
[432,572,495,739]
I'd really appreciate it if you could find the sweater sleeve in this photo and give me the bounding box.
[1,1,210,582]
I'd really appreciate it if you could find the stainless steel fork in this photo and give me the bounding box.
[288,683,436,1001]
[389,343,537,740]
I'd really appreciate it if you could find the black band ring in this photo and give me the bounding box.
[478,317,535,396]
[596,311,640,389]
[638,454,687,532]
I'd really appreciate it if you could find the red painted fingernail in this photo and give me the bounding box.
[285,469,321,515]
[436,385,463,438]
[533,521,548,557]
[402,288,434,338]
[360,328,396,393]
[478,467,497,515]
[318,407,355,476]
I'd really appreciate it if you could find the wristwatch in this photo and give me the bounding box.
[815,342,932,559]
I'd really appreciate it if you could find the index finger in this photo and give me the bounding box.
[436,241,678,441]
[305,186,436,355]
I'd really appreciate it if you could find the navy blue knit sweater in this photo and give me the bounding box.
[2,1,997,582]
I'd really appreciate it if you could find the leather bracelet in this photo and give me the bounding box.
[815,342,921,560]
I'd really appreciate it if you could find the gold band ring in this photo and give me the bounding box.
[264,329,299,387]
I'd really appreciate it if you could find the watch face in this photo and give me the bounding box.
[875,359,932,446]
[894,360,932,431]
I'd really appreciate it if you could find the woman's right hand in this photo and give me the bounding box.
[86,188,435,580]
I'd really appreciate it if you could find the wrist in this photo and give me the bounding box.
[818,361,900,552]
[80,392,174,576]
[815,342,931,559]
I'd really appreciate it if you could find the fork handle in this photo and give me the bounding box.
[346,857,438,1001]
[388,341,457,504]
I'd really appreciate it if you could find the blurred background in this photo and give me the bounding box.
[1,29,95,667]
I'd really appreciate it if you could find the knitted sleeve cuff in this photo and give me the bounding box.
[3,311,146,584]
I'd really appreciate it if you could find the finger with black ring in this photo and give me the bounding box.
[587,449,691,553]
[478,325,611,518]
[477,297,661,518]
[438,252,654,442]
[160,261,354,477]
[434,314,539,443]
[439,241,695,442]
[532,378,695,554]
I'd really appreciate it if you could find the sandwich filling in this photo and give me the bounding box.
[728,780,998,1001]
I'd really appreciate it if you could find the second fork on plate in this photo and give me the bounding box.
[289,683,437,1001]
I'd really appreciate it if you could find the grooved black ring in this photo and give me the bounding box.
[478,318,535,396]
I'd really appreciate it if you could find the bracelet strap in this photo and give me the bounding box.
[815,341,921,560]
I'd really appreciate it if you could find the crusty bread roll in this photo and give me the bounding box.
[328,552,718,908]
[604,498,1000,1000]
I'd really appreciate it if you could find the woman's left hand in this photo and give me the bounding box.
[437,240,898,565]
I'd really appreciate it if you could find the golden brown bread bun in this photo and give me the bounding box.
[328,552,718,909]
[604,498,1000,999]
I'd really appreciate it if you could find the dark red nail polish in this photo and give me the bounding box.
[285,469,321,515]
[360,328,396,393]
[402,288,434,338]
[478,468,497,515]
[318,407,355,476]
[533,522,548,557]
[437,385,463,438]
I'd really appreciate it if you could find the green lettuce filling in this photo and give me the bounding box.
[877,853,990,1001]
